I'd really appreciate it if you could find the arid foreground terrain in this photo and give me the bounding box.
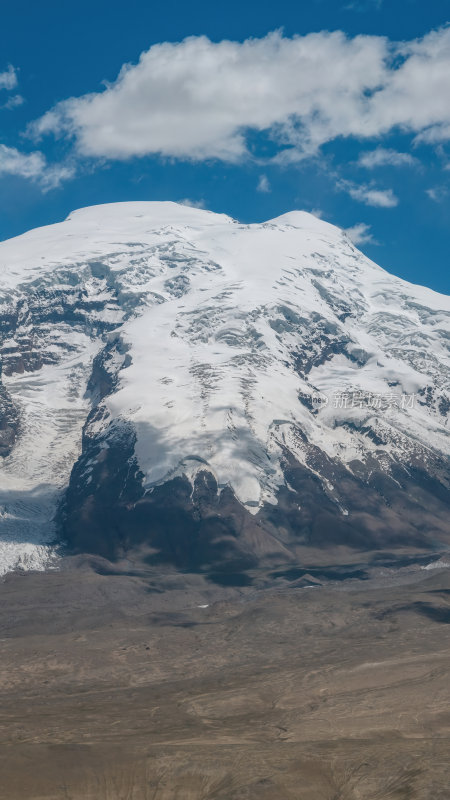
[0,556,449,800]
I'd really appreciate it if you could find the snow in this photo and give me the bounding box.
[103,206,449,506]
[421,559,450,571]
[0,346,97,575]
[0,201,449,573]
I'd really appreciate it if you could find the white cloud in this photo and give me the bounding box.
[344,222,377,245]
[0,144,74,189]
[0,94,24,111]
[367,28,450,141]
[0,144,45,179]
[0,65,23,111]
[309,208,324,218]
[345,0,383,10]
[257,174,270,192]
[178,197,205,208]
[0,65,18,91]
[357,147,419,168]
[338,179,398,207]
[426,186,448,202]
[28,27,450,166]
[415,125,450,145]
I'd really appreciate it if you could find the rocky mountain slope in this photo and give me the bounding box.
[0,202,449,577]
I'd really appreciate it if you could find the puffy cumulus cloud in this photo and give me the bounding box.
[357,147,419,168]
[30,30,387,161]
[0,65,18,91]
[344,222,377,245]
[337,179,398,207]
[0,144,74,189]
[28,27,450,166]
[25,31,387,161]
[368,27,450,140]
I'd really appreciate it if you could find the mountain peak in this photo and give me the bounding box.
[0,203,449,575]
[64,200,235,228]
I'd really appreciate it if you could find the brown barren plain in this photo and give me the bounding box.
[0,557,449,799]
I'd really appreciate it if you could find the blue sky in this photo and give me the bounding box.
[0,0,449,293]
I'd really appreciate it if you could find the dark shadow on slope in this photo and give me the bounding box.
[59,414,450,580]
[408,601,450,624]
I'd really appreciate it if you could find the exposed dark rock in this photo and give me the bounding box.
[85,336,131,404]
[0,377,19,458]
[59,408,450,574]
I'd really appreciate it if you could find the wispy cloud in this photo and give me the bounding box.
[309,208,324,219]
[357,147,419,169]
[0,65,18,91]
[344,222,378,245]
[344,0,383,11]
[0,65,24,112]
[257,174,270,193]
[178,197,205,208]
[0,94,24,111]
[0,144,74,189]
[414,124,450,145]
[426,186,448,202]
[338,179,398,207]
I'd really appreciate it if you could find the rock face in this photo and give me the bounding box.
[0,202,449,576]
[0,381,19,457]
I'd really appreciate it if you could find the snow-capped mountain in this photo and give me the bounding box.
[0,202,449,577]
